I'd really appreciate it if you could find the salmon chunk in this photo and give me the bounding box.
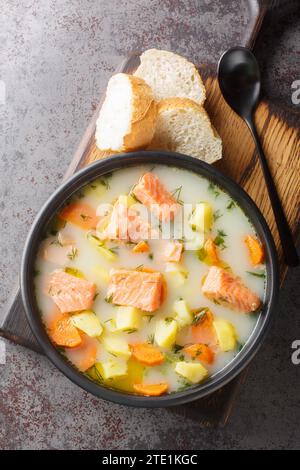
[164,241,183,262]
[59,202,100,230]
[104,199,155,243]
[47,270,96,313]
[133,172,181,221]
[202,266,261,313]
[107,269,164,312]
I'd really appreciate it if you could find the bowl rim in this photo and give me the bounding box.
[20,151,279,407]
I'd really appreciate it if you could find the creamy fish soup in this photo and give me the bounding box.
[34,165,266,396]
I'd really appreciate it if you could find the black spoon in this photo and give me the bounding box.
[218,46,299,267]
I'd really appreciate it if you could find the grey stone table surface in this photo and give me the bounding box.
[0,0,299,450]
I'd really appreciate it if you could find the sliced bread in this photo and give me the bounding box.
[148,98,222,164]
[134,49,206,105]
[95,73,157,152]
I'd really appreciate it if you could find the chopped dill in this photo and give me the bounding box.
[173,344,184,353]
[208,182,220,198]
[164,317,174,324]
[67,247,78,260]
[124,328,138,334]
[213,210,223,222]
[192,307,209,325]
[99,173,112,190]
[135,264,144,271]
[171,185,184,204]
[227,199,236,210]
[214,229,227,250]
[147,334,154,344]
[80,213,92,221]
[105,294,113,304]
[236,341,245,353]
[246,270,266,279]
[50,239,63,246]
[108,246,119,254]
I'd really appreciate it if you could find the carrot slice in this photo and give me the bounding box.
[48,313,82,348]
[204,238,220,265]
[130,343,164,366]
[59,202,100,230]
[191,309,218,350]
[133,382,168,396]
[245,235,264,265]
[183,343,215,364]
[65,334,98,372]
[132,241,150,253]
[140,266,154,273]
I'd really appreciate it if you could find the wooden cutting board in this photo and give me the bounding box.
[77,56,299,276]
[1,0,299,427]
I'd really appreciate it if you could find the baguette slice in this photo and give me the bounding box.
[95,73,157,152]
[134,49,206,105]
[148,98,222,164]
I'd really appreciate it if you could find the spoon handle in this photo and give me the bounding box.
[246,118,299,267]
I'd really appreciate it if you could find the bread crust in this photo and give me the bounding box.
[149,97,222,163]
[96,74,157,152]
[123,75,157,151]
[135,49,206,105]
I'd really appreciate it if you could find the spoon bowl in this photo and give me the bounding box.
[218,47,261,119]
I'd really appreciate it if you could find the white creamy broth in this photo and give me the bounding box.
[34,164,266,394]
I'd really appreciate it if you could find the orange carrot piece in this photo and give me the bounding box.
[204,238,220,265]
[133,382,168,396]
[245,235,264,265]
[130,343,164,366]
[132,241,150,253]
[191,309,218,350]
[65,334,98,372]
[59,202,100,230]
[140,266,154,273]
[48,313,82,348]
[183,343,215,364]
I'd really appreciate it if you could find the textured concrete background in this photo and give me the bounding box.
[0,0,299,450]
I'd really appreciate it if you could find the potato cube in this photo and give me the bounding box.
[102,334,131,359]
[173,300,193,328]
[175,361,208,384]
[165,263,188,286]
[189,202,213,232]
[115,306,141,332]
[118,194,136,207]
[184,231,204,251]
[71,311,103,337]
[111,359,145,392]
[213,318,237,351]
[99,358,128,380]
[154,318,178,349]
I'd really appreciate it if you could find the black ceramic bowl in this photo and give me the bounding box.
[21,151,279,407]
